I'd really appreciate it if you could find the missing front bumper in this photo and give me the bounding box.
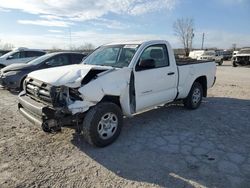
[18,94,75,132]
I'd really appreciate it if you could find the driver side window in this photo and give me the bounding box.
[137,44,169,70]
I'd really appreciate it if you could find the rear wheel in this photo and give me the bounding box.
[82,102,123,147]
[184,82,203,109]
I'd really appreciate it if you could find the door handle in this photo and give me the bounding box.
[167,72,175,75]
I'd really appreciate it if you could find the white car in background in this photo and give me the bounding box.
[198,50,216,60]
[0,47,46,69]
[189,50,205,59]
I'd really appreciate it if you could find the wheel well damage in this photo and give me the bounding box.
[67,68,131,115]
[101,96,121,107]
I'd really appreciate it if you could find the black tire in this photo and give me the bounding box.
[232,61,237,67]
[82,102,123,147]
[183,82,203,109]
[218,60,223,66]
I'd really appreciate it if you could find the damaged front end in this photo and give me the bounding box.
[18,65,132,132]
[18,78,87,132]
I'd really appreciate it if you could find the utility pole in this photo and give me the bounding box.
[232,43,237,51]
[201,33,205,50]
[190,29,194,51]
[69,28,72,50]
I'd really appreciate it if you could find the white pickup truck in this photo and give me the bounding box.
[18,40,216,147]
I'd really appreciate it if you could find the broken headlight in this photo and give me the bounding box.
[69,88,83,101]
[50,86,69,107]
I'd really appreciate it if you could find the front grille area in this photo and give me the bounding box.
[25,78,52,104]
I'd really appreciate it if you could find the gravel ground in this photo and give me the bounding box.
[0,61,250,188]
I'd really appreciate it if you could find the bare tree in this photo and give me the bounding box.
[69,43,95,52]
[78,43,95,51]
[0,39,14,50]
[173,18,194,56]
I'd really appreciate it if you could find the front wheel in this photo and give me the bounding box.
[183,82,203,109]
[82,102,123,147]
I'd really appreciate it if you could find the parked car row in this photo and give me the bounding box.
[189,50,229,66]
[189,48,250,67]
[197,50,224,66]
[0,49,86,90]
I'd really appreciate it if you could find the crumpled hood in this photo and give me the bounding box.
[28,64,113,87]
[2,63,33,73]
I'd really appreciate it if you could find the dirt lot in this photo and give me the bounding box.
[0,61,250,188]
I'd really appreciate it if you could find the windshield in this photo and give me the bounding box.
[27,53,53,65]
[238,49,250,54]
[0,51,15,58]
[83,44,139,68]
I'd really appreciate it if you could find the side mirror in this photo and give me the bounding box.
[7,55,13,60]
[137,59,156,71]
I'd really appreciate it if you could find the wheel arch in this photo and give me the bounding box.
[20,75,27,90]
[194,76,207,97]
[100,95,121,108]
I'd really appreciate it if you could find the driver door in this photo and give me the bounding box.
[134,44,177,112]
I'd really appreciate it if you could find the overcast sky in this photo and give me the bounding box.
[0,0,249,49]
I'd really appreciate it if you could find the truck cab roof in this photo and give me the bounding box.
[104,40,169,46]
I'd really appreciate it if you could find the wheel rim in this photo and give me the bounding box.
[97,113,118,140]
[192,88,201,105]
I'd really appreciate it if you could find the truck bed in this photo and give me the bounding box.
[176,59,216,99]
[176,58,211,66]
